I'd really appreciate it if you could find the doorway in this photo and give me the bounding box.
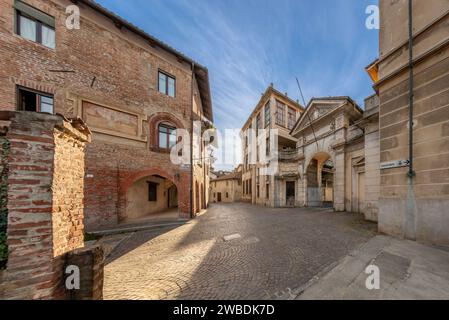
[358,172,366,214]
[217,193,222,202]
[286,181,295,206]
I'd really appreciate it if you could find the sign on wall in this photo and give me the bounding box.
[380,159,410,170]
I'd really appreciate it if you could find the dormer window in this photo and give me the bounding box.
[15,0,55,49]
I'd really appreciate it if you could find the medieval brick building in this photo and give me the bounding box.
[0,0,214,230]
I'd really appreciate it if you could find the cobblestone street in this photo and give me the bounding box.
[103,203,377,300]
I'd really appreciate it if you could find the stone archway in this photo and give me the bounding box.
[305,152,334,208]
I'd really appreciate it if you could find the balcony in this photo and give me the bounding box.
[278,149,298,161]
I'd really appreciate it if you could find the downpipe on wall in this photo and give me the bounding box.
[406,0,417,240]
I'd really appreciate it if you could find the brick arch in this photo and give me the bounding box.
[121,168,180,194]
[148,112,185,151]
[119,167,182,221]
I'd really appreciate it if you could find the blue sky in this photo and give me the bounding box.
[96,0,379,170]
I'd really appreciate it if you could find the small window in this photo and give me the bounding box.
[266,184,270,199]
[264,101,271,127]
[15,1,55,49]
[288,107,296,130]
[147,182,158,202]
[266,137,270,157]
[18,87,54,114]
[158,71,176,97]
[158,123,177,149]
[256,113,261,136]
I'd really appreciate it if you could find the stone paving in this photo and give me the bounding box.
[102,203,377,300]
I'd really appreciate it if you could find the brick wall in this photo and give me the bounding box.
[0,0,214,229]
[65,245,104,300]
[0,111,92,299]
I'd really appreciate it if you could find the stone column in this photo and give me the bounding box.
[333,148,346,212]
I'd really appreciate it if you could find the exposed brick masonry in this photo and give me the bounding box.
[0,111,91,299]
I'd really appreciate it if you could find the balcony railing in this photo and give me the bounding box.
[278,149,298,161]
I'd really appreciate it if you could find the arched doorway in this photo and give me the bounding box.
[125,174,178,221]
[306,152,334,208]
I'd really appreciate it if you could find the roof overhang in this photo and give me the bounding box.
[194,65,213,122]
[365,59,379,84]
[77,0,213,122]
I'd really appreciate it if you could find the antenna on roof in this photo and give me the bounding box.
[295,77,319,150]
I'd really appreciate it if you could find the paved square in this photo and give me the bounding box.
[103,203,377,300]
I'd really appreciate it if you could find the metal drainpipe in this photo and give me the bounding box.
[190,62,195,218]
[408,0,416,178]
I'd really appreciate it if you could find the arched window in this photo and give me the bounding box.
[158,123,177,149]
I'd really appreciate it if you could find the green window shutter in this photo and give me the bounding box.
[14,0,55,28]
